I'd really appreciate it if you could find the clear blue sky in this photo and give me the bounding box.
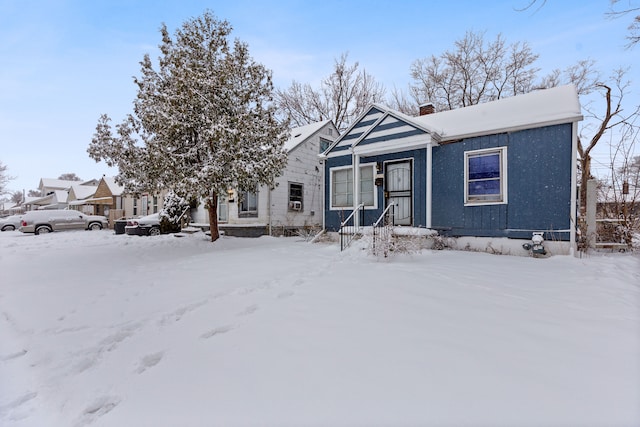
[1,0,637,194]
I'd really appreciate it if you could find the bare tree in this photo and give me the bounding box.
[10,190,23,204]
[407,32,540,113]
[0,161,14,196]
[275,52,386,131]
[571,68,640,213]
[608,0,640,48]
[58,173,82,181]
[519,0,639,48]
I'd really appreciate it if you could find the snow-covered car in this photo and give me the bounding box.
[0,215,22,231]
[125,213,163,236]
[19,210,108,234]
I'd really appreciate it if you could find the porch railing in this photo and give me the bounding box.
[340,203,365,251]
[371,203,396,257]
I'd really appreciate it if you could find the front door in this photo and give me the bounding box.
[218,195,228,223]
[385,161,412,226]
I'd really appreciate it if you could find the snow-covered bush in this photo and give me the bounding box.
[159,191,190,233]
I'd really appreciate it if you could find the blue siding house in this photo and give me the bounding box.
[321,85,583,255]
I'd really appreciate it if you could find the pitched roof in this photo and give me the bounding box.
[39,178,79,190]
[324,84,583,156]
[102,177,124,196]
[70,184,97,200]
[412,84,583,141]
[283,120,335,152]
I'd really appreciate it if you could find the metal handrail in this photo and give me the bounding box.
[340,204,365,251]
[373,202,397,228]
[340,203,365,228]
[372,203,396,257]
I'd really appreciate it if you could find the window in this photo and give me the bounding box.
[288,182,304,211]
[319,137,331,153]
[330,165,375,209]
[153,196,158,213]
[239,186,258,217]
[133,198,138,216]
[465,147,507,204]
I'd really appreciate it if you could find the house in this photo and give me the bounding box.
[190,120,339,236]
[321,85,583,255]
[85,176,166,225]
[67,184,99,214]
[24,178,100,211]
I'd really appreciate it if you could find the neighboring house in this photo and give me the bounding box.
[27,189,69,210]
[321,85,583,255]
[191,120,339,236]
[0,202,20,216]
[67,184,99,214]
[23,178,99,211]
[87,176,167,225]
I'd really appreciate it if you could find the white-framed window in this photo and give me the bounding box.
[330,164,376,209]
[288,182,304,211]
[464,147,507,205]
[239,186,258,217]
[133,198,138,216]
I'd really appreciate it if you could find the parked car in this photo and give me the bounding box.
[0,215,22,231]
[19,210,108,235]
[125,213,162,236]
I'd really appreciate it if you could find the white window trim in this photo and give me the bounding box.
[329,164,378,210]
[464,146,508,206]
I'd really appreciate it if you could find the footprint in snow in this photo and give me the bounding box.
[237,304,259,316]
[277,290,294,299]
[76,396,121,426]
[200,325,234,339]
[135,351,164,374]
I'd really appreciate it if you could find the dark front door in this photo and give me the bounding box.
[385,160,412,226]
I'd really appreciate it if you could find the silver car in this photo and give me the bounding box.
[0,215,23,231]
[19,210,108,235]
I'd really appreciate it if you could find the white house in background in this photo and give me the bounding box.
[23,178,100,211]
[191,120,339,236]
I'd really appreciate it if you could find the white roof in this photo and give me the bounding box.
[102,176,124,196]
[411,84,583,141]
[283,120,335,152]
[39,178,78,190]
[70,184,97,200]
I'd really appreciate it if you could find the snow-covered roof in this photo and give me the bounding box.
[412,84,583,141]
[283,120,335,152]
[70,184,97,200]
[102,177,124,196]
[28,190,68,205]
[39,178,78,191]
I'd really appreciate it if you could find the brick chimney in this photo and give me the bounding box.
[419,102,435,116]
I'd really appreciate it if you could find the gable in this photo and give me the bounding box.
[326,107,385,154]
[324,106,434,158]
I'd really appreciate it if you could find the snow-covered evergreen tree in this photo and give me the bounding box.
[159,191,189,233]
[88,11,289,241]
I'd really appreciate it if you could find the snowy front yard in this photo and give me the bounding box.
[1,230,639,427]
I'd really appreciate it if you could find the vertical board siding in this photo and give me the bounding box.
[432,124,572,240]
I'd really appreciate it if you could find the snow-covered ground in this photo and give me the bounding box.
[1,230,639,427]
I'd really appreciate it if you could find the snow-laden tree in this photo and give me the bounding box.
[159,190,190,233]
[275,52,386,131]
[88,11,289,241]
